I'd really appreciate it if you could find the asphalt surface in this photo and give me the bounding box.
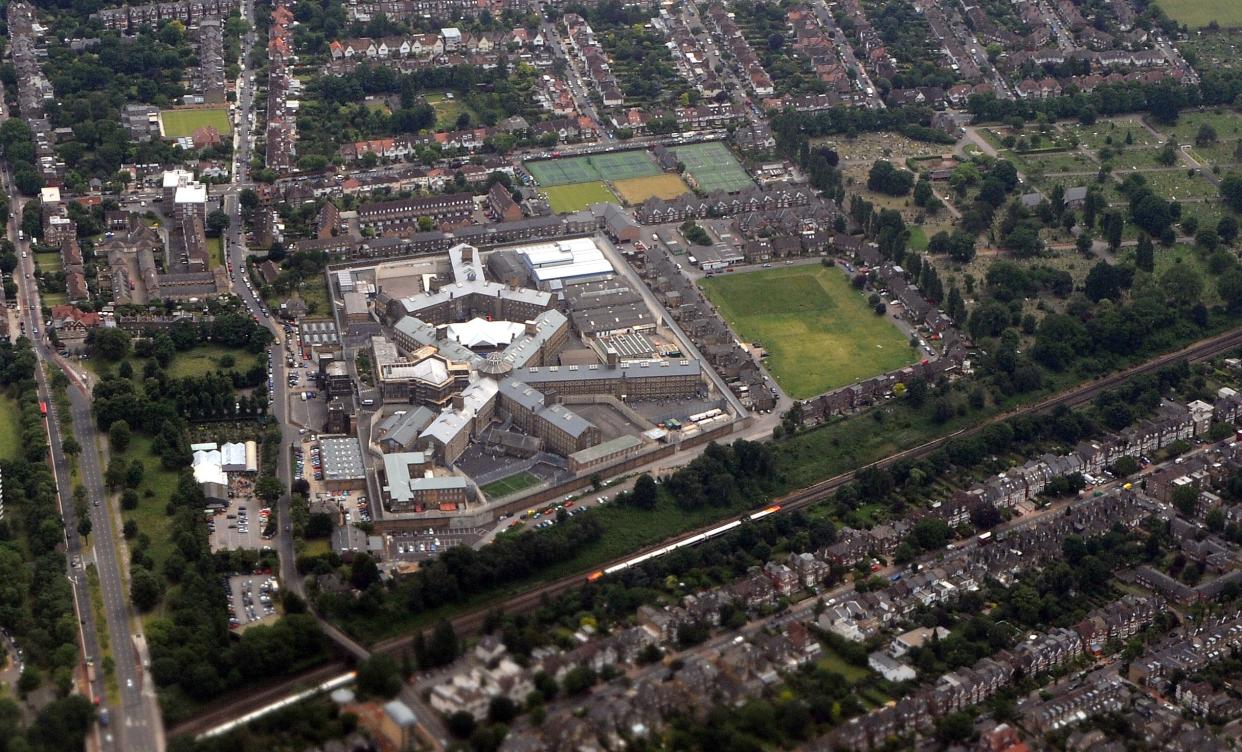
[223,0,301,602]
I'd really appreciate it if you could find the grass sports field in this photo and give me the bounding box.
[613,174,690,204]
[701,265,917,399]
[543,181,618,213]
[673,141,753,193]
[1155,0,1242,27]
[159,108,232,139]
[481,471,542,499]
[527,150,660,186]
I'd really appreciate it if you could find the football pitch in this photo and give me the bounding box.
[481,471,542,499]
[700,265,916,399]
[542,181,618,213]
[527,150,661,186]
[159,108,233,138]
[673,141,753,193]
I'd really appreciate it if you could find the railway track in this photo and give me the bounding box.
[170,324,1242,740]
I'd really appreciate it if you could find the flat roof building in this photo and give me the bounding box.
[512,237,614,288]
[320,436,366,490]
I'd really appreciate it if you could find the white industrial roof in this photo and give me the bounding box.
[446,318,525,349]
[512,237,614,283]
[192,449,226,485]
[220,442,247,469]
[40,186,61,204]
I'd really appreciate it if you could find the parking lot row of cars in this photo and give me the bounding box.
[226,575,278,630]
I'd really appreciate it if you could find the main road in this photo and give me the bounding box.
[0,67,161,746]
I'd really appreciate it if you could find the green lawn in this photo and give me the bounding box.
[160,108,233,139]
[166,345,256,379]
[542,181,618,213]
[425,92,476,130]
[207,237,224,270]
[1155,0,1242,27]
[700,266,918,399]
[84,344,254,380]
[481,471,542,499]
[0,395,21,461]
[114,434,183,575]
[35,251,62,274]
[908,226,929,251]
[817,648,872,684]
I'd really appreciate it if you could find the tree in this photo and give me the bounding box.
[62,437,80,455]
[1196,123,1218,147]
[1075,232,1093,255]
[1172,484,1199,517]
[123,520,138,539]
[1221,174,1242,213]
[427,620,459,667]
[350,553,380,590]
[1084,261,1131,302]
[77,516,92,540]
[109,419,131,452]
[561,665,597,696]
[1135,234,1154,273]
[1219,267,1242,312]
[1161,264,1203,307]
[255,475,284,504]
[1220,215,1239,245]
[448,711,475,738]
[121,490,139,510]
[92,328,131,361]
[1196,227,1219,251]
[130,568,163,611]
[356,654,402,699]
[867,160,914,196]
[629,474,658,510]
[488,696,518,724]
[205,209,231,236]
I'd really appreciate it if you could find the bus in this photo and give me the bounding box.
[38,401,46,416]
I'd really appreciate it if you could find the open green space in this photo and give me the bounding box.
[114,434,183,575]
[817,648,872,684]
[1113,169,1220,201]
[1010,149,1096,175]
[84,343,253,380]
[35,251,62,274]
[481,471,543,499]
[700,265,917,399]
[424,92,476,131]
[1154,110,1242,167]
[207,237,224,270]
[1063,116,1160,149]
[1154,0,1242,28]
[542,181,618,213]
[0,394,21,461]
[527,150,661,186]
[673,141,754,193]
[1104,147,1173,171]
[159,108,233,139]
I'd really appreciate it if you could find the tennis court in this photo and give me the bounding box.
[527,150,661,186]
[673,142,753,193]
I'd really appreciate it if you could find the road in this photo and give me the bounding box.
[0,63,160,746]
